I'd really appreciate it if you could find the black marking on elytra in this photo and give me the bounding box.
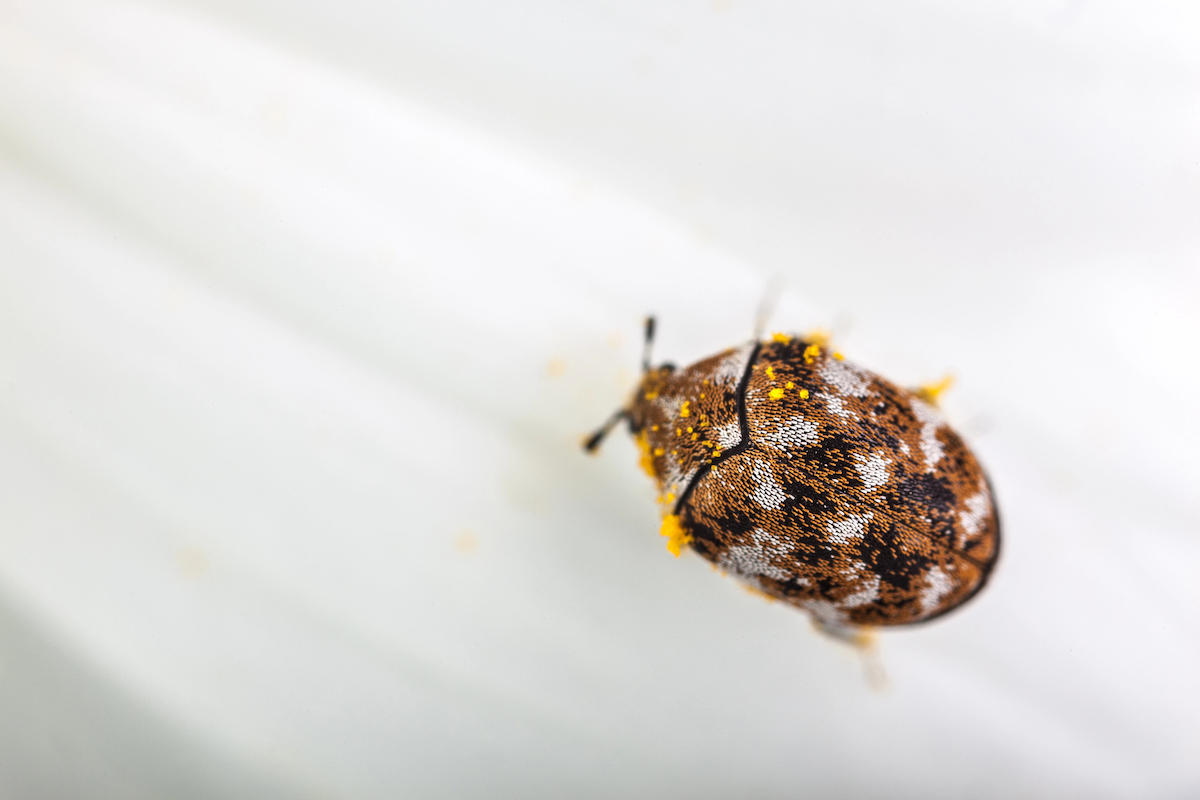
[856,524,934,590]
[683,515,721,556]
[786,534,843,569]
[802,431,860,472]
[898,473,957,514]
[781,479,837,519]
[694,502,758,542]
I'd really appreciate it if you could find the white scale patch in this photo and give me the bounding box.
[719,528,791,587]
[840,571,881,609]
[649,398,688,496]
[711,343,755,384]
[761,416,819,451]
[826,512,873,545]
[803,599,847,627]
[959,480,992,540]
[919,565,953,614]
[713,421,741,450]
[819,393,856,420]
[707,465,733,499]
[910,397,946,471]
[854,451,892,491]
[751,458,789,510]
[660,449,685,497]
[819,358,871,397]
[658,395,687,423]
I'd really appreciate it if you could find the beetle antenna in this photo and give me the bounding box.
[753,275,786,340]
[586,317,652,454]
[583,408,628,453]
[641,315,657,373]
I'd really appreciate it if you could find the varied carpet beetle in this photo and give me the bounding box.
[585,317,999,636]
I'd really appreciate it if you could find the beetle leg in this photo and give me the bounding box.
[811,620,889,691]
[914,374,955,406]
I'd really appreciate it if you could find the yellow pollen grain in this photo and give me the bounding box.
[800,389,810,399]
[765,366,776,380]
[833,352,844,360]
[700,393,706,399]
[917,375,955,404]
[660,514,692,557]
[687,426,693,433]
[786,381,794,389]
[769,387,785,400]
[654,447,664,456]
[635,431,656,478]
[805,328,831,346]
[652,425,659,431]
[644,390,658,400]
[676,428,681,436]
[692,432,699,440]
[680,401,690,418]
[771,332,792,344]
[454,530,480,555]
[713,449,722,457]
[803,343,821,364]
[742,584,778,603]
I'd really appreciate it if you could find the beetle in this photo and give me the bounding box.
[585,317,999,637]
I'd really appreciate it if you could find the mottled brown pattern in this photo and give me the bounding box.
[627,344,753,504]
[628,336,999,629]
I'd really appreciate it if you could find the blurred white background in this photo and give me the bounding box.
[0,0,1198,797]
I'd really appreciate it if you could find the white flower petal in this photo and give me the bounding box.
[0,1,1198,797]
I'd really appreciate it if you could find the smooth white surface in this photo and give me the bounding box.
[0,1,1198,797]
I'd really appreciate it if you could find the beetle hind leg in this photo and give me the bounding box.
[811,620,889,691]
